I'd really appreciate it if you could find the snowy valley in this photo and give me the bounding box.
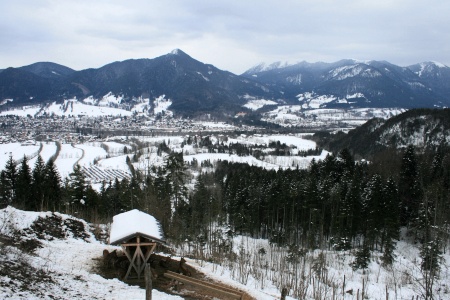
[1,108,450,299]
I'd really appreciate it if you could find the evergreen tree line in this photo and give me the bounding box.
[205,146,450,271]
[1,145,449,274]
[0,152,187,231]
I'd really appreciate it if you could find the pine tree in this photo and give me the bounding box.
[68,164,88,207]
[352,244,371,271]
[381,177,400,266]
[338,148,355,177]
[31,155,46,210]
[0,171,9,208]
[15,155,32,209]
[2,154,17,205]
[166,152,187,209]
[361,174,384,249]
[399,145,422,227]
[44,159,62,211]
[190,175,209,233]
[149,166,172,234]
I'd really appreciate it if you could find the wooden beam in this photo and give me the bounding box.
[164,271,243,300]
[138,244,156,275]
[124,245,140,280]
[120,237,157,280]
[121,242,157,246]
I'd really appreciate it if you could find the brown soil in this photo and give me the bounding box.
[96,252,253,300]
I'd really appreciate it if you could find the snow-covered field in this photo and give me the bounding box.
[54,144,83,178]
[261,106,405,128]
[243,98,278,111]
[0,134,323,181]
[96,155,130,171]
[74,144,108,167]
[29,142,57,166]
[227,134,317,149]
[0,106,42,117]
[0,143,40,167]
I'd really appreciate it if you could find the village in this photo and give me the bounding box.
[0,113,260,145]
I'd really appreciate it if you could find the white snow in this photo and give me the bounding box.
[431,61,447,68]
[97,92,123,107]
[109,209,164,244]
[97,154,131,171]
[262,105,405,128]
[243,98,278,111]
[54,143,83,178]
[329,65,381,80]
[0,207,181,300]
[29,141,58,166]
[0,105,41,117]
[196,72,210,81]
[247,61,295,73]
[0,142,40,167]
[153,95,172,115]
[184,153,281,170]
[192,121,236,129]
[0,99,13,106]
[41,99,133,117]
[74,144,108,167]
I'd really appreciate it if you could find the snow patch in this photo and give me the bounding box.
[196,72,210,81]
[153,95,173,116]
[243,96,278,111]
[0,99,13,106]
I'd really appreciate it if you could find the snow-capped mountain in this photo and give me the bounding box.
[2,50,450,119]
[242,59,450,109]
[408,61,450,99]
[0,50,278,117]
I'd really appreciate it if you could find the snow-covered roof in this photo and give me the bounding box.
[109,209,165,245]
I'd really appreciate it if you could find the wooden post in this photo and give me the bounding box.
[343,275,346,297]
[362,278,365,299]
[137,236,141,280]
[281,287,288,300]
[145,264,152,300]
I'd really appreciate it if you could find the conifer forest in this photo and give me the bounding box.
[1,138,450,299]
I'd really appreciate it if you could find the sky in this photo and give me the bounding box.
[1,0,449,74]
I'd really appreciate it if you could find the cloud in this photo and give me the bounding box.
[1,0,450,73]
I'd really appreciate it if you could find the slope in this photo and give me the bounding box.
[315,108,450,157]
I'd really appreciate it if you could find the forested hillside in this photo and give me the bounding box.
[315,108,450,158]
[1,132,449,298]
[2,142,449,257]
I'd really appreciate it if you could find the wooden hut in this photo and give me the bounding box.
[109,209,165,280]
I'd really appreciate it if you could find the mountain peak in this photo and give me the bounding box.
[19,62,75,78]
[243,61,295,75]
[427,61,447,68]
[169,48,189,56]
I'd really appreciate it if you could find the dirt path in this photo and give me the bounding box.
[73,144,85,167]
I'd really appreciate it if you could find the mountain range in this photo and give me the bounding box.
[1,49,450,117]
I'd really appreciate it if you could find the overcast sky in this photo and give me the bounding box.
[1,0,449,74]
